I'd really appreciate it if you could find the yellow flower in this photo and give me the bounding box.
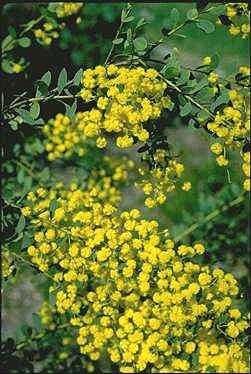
[243,179,250,191]
[54,207,65,222]
[21,207,31,217]
[208,72,219,84]
[96,137,107,148]
[216,155,229,167]
[185,342,196,354]
[182,182,191,191]
[203,56,211,65]
[229,25,240,36]
[210,142,223,155]
[226,322,239,338]
[12,63,23,74]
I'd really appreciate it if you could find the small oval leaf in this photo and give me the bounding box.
[133,36,147,51]
[58,68,68,93]
[16,215,26,233]
[18,37,31,48]
[196,19,215,34]
[186,8,198,20]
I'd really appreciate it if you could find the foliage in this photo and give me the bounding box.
[172,182,249,298]
[1,3,83,74]
[1,315,97,374]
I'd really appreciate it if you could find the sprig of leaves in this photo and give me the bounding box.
[3,67,83,129]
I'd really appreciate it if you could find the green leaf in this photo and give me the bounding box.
[176,69,190,85]
[2,35,14,52]
[66,100,77,118]
[164,66,180,79]
[195,86,215,103]
[122,15,134,23]
[133,37,147,51]
[32,313,41,330]
[180,102,193,117]
[8,26,17,38]
[178,94,187,106]
[21,232,33,249]
[1,59,13,74]
[16,215,26,234]
[15,108,35,125]
[73,68,83,86]
[23,176,33,192]
[192,353,199,367]
[17,169,25,183]
[169,8,180,28]
[136,18,147,29]
[58,68,68,93]
[163,9,179,31]
[123,39,133,54]
[32,138,44,154]
[197,109,211,122]
[18,37,31,48]
[186,8,198,20]
[113,38,124,45]
[210,54,220,70]
[217,315,228,324]
[9,120,18,130]
[40,167,50,181]
[40,71,51,86]
[210,90,230,112]
[21,325,32,337]
[30,101,40,119]
[49,199,58,216]
[33,118,44,125]
[47,3,58,12]
[35,80,48,97]
[188,77,208,94]
[196,19,215,33]
[127,28,132,40]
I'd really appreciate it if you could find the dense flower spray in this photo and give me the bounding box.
[21,164,249,373]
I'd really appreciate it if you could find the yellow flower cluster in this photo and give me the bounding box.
[33,3,83,46]
[39,301,56,330]
[136,151,190,208]
[22,178,249,372]
[54,3,83,18]
[197,340,249,373]
[80,65,172,148]
[34,22,60,46]
[43,113,89,161]
[208,71,219,85]
[39,301,95,372]
[241,151,250,191]
[220,3,250,39]
[238,65,250,87]
[2,250,15,278]
[208,88,250,183]
[202,56,211,65]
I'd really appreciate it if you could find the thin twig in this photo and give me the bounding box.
[14,160,38,180]
[10,252,56,282]
[5,94,77,114]
[173,194,245,242]
[104,5,129,66]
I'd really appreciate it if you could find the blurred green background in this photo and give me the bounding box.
[2,2,250,341]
